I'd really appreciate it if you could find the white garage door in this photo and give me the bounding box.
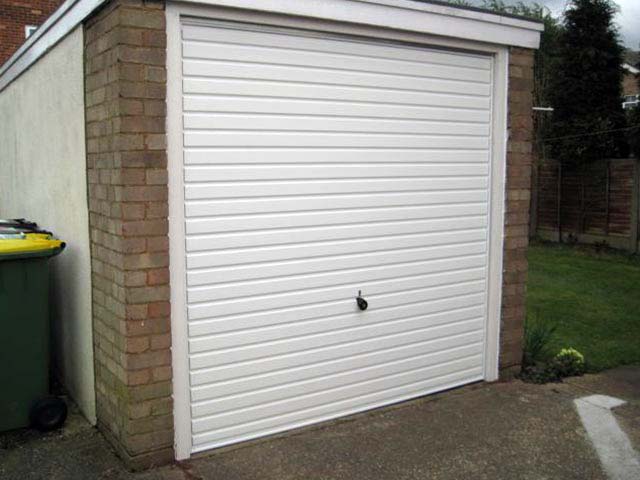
[178,20,495,453]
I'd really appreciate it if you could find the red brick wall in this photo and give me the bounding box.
[623,72,639,97]
[500,47,535,374]
[0,0,65,66]
[84,0,172,470]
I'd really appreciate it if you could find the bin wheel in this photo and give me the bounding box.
[30,396,68,431]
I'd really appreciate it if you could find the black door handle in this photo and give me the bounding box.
[356,290,368,311]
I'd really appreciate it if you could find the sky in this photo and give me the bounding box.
[469,0,640,49]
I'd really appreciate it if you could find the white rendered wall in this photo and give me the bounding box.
[0,26,96,424]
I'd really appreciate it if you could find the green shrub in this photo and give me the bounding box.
[522,315,557,367]
[520,347,586,384]
[549,348,586,377]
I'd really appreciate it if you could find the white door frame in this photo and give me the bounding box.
[167,1,509,460]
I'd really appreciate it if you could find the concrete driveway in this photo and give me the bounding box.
[1,366,639,480]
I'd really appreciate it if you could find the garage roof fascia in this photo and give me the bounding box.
[0,0,543,93]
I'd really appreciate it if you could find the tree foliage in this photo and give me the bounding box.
[424,1,631,162]
[547,0,627,164]
[436,2,563,152]
[479,2,563,151]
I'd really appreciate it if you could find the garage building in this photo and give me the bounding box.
[0,0,542,468]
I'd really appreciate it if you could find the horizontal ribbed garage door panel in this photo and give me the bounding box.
[184,149,489,165]
[192,343,483,421]
[189,310,485,373]
[190,304,484,383]
[183,96,490,122]
[182,24,492,69]
[182,42,491,83]
[183,60,491,96]
[184,114,490,136]
[187,216,488,251]
[184,78,490,110]
[187,264,485,315]
[180,20,494,452]
[190,367,481,451]
[188,286,486,369]
[184,164,489,182]
[191,328,483,399]
[183,132,489,149]
[187,241,487,288]
[187,269,486,324]
[190,357,483,448]
[188,255,487,324]
[184,150,489,165]
[186,190,488,217]
[189,279,486,341]
[185,177,489,200]
[185,204,488,235]
[186,228,486,270]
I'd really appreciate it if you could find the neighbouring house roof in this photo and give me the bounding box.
[0,0,544,93]
[0,0,66,66]
[624,63,639,75]
[624,50,639,68]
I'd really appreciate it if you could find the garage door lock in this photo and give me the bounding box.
[356,291,368,311]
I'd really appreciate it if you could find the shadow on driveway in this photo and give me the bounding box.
[1,366,638,480]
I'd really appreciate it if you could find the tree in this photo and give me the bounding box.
[480,2,562,151]
[480,2,561,111]
[442,1,563,150]
[447,0,563,150]
[547,0,626,164]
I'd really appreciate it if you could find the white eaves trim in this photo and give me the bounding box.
[180,0,543,47]
[0,0,543,93]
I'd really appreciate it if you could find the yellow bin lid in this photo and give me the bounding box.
[0,233,65,258]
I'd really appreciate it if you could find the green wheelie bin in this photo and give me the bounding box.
[0,223,68,432]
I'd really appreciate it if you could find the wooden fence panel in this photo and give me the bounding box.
[582,162,608,234]
[608,161,635,236]
[534,158,639,251]
[537,161,560,230]
[559,164,582,233]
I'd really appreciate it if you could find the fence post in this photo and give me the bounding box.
[530,161,539,239]
[631,157,639,253]
[580,164,586,234]
[605,160,610,236]
[557,161,563,242]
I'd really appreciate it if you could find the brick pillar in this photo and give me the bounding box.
[84,0,173,469]
[500,47,535,375]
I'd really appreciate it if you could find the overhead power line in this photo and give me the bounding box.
[540,124,640,143]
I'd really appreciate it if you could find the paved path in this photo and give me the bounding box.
[1,366,638,480]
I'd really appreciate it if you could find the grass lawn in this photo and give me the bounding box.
[526,241,640,371]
